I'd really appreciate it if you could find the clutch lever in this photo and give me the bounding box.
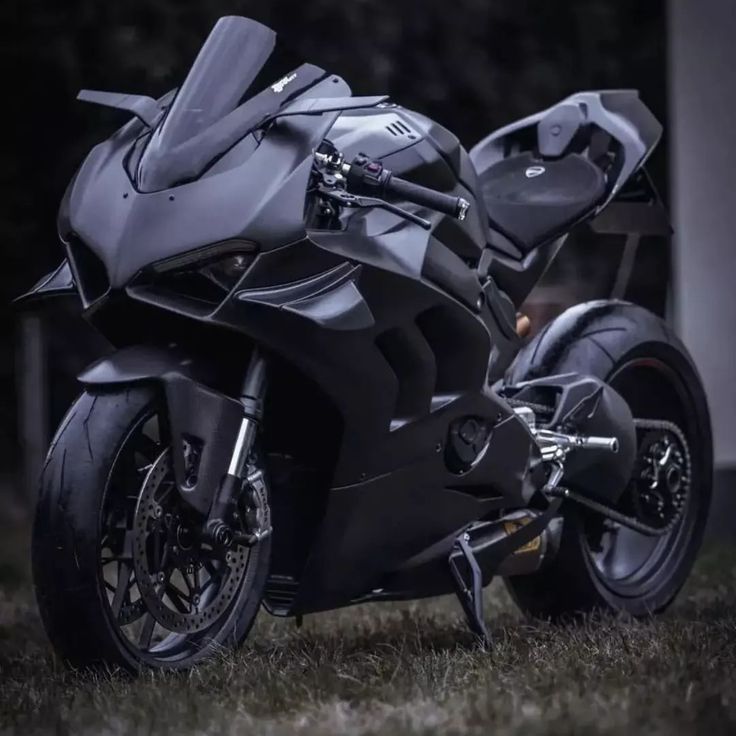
[318,186,432,230]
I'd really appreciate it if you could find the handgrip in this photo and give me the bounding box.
[344,155,470,221]
[384,175,469,220]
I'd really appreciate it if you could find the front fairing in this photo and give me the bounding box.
[60,76,349,292]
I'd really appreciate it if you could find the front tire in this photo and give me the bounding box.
[32,387,270,672]
[504,301,712,619]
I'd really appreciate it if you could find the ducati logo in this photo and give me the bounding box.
[271,73,297,93]
[525,165,546,178]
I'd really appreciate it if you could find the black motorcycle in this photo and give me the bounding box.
[21,16,712,672]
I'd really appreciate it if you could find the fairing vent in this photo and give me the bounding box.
[148,270,232,307]
[385,118,416,140]
[375,326,435,430]
[416,305,487,393]
[65,236,110,306]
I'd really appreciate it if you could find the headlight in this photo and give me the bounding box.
[144,241,257,303]
[198,253,253,291]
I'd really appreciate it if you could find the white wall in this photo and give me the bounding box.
[669,0,736,466]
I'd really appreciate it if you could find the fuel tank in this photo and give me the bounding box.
[327,106,489,260]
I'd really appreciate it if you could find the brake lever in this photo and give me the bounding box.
[378,200,432,230]
[318,186,432,230]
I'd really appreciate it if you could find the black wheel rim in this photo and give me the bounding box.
[98,408,260,666]
[582,356,701,598]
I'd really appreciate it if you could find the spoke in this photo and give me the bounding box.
[138,567,169,650]
[203,558,224,580]
[200,576,216,594]
[178,567,194,596]
[166,575,191,602]
[156,481,175,503]
[159,545,170,571]
[138,613,156,650]
[101,555,132,565]
[175,568,197,611]
[111,562,132,619]
[164,584,190,613]
[121,529,135,560]
[186,568,197,596]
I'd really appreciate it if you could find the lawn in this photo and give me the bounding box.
[1,511,735,735]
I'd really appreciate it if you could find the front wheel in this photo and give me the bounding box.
[504,301,712,619]
[32,387,271,672]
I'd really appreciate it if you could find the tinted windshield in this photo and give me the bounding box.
[135,16,335,192]
[154,16,275,150]
[135,16,277,191]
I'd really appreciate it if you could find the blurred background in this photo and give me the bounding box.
[1,0,734,532]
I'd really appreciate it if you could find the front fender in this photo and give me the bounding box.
[79,345,243,515]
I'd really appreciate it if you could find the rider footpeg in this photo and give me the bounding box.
[449,533,491,645]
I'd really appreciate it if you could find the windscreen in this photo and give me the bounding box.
[153,16,275,150]
[135,16,277,191]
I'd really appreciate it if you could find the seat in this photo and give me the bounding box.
[478,151,606,253]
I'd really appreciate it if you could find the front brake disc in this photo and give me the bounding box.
[132,450,250,634]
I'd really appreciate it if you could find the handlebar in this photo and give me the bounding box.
[344,154,470,221]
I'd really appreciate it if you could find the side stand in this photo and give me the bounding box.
[448,533,490,645]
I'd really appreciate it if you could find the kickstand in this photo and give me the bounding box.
[449,533,490,645]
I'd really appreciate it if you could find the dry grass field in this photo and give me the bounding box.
[1,510,735,735]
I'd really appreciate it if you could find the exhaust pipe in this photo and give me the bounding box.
[458,510,563,577]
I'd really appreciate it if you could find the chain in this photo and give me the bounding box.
[547,487,670,536]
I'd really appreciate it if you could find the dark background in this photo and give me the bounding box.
[1,0,666,485]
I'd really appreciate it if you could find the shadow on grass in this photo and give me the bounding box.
[1,510,735,734]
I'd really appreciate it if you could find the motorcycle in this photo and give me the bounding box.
[21,16,712,672]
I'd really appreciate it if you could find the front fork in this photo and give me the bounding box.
[205,347,270,546]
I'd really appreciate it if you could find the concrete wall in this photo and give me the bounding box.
[669,0,736,467]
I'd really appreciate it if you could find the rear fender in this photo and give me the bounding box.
[79,345,244,515]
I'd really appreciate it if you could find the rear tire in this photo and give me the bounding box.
[32,387,270,672]
[504,301,712,618]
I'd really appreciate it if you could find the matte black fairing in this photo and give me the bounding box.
[206,204,537,610]
[61,73,546,610]
[14,260,75,306]
[61,75,351,291]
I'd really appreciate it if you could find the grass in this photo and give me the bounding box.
[1,511,735,735]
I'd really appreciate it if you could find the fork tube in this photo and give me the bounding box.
[206,348,269,541]
[228,346,268,479]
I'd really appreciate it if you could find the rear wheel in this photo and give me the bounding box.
[504,301,712,618]
[32,387,270,672]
